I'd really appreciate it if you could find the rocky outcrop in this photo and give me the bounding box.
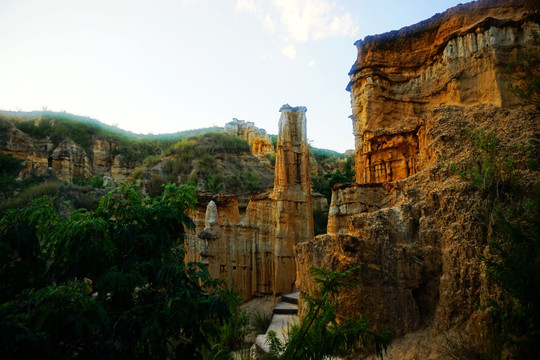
[297,0,540,355]
[225,118,274,157]
[0,120,134,183]
[50,139,93,181]
[185,105,313,300]
[347,0,539,183]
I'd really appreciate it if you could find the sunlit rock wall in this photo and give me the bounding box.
[347,0,539,184]
[297,0,540,348]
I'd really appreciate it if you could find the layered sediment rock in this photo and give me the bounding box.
[0,121,133,183]
[347,0,539,183]
[225,118,274,157]
[297,0,540,353]
[185,105,313,300]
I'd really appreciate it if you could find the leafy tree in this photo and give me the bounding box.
[264,267,391,360]
[485,188,540,359]
[0,183,233,359]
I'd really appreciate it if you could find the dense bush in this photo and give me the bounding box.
[0,153,23,199]
[264,267,391,359]
[0,184,235,359]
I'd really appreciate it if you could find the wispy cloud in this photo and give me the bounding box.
[281,44,296,59]
[235,0,257,14]
[235,0,358,42]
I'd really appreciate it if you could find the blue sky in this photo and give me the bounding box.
[0,0,466,152]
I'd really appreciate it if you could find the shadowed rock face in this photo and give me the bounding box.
[347,0,539,184]
[185,105,314,300]
[296,0,540,350]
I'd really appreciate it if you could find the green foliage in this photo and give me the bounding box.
[0,180,63,213]
[265,152,276,166]
[0,153,23,199]
[484,188,540,359]
[313,208,328,236]
[265,266,392,360]
[207,173,226,194]
[5,112,176,166]
[449,128,540,358]
[241,170,262,193]
[0,183,234,359]
[166,133,250,157]
[312,155,355,201]
[72,176,104,189]
[442,325,503,360]
[252,310,273,334]
[448,129,515,198]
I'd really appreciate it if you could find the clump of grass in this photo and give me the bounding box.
[251,310,273,334]
[0,180,63,212]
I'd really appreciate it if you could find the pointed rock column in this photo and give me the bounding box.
[198,200,220,265]
[271,104,314,295]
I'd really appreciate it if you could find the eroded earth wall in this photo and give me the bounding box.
[296,0,540,354]
[347,0,539,184]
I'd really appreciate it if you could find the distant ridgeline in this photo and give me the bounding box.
[0,110,350,213]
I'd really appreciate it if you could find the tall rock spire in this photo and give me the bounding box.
[271,104,314,295]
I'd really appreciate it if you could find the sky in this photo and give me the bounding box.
[0,0,467,152]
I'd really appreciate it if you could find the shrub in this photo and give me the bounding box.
[0,181,63,212]
[252,310,273,334]
[265,267,391,359]
[0,183,234,359]
[72,176,104,189]
[206,173,226,194]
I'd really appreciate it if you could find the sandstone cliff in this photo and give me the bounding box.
[347,0,539,184]
[225,118,274,157]
[297,0,540,357]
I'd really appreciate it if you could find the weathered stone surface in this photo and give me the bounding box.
[0,121,133,182]
[186,105,314,300]
[49,139,93,181]
[347,0,540,183]
[297,0,540,356]
[225,118,274,157]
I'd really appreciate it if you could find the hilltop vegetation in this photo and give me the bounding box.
[1,110,351,207]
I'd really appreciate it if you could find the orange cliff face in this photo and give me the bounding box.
[185,105,313,300]
[347,0,540,184]
[225,118,274,157]
[296,0,540,352]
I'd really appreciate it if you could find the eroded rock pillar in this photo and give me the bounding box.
[271,104,314,295]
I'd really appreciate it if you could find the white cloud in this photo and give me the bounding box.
[263,14,276,31]
[281,44,296,59]
[307,59,316,67]
[235,0,358,42]
[235,0,257,14]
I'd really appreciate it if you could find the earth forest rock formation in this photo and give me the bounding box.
[185,105,314,300]
[296,0,539,356]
